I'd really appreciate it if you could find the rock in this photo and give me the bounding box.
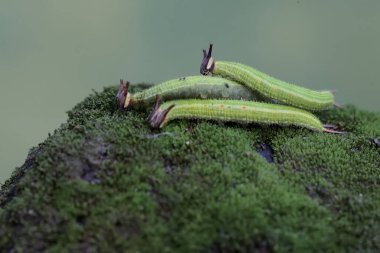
[1,85,379,252]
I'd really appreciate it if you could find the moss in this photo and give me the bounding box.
[0,85,379,252]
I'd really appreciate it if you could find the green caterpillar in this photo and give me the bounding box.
[149,96,342,133]
[200,44,335,111]
[116,76,259,110]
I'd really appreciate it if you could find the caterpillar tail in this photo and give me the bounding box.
[323,125,346,134]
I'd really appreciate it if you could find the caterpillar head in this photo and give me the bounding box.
[148,95,175,128]
[116,79,132,109]
[200,43,215,75]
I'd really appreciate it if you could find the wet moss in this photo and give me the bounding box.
[0,85,379,252]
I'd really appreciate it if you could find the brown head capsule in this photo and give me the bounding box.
[200,43,215,75]
[116,79,133,109]
[148,95,175,128]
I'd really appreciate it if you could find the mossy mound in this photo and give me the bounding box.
[1,85,379,253]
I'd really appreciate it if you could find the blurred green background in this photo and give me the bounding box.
[0,0,379,183]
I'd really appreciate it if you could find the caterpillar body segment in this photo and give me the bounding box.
[200,44,335,111]
[214,61,335,111]
[149,96,333,132]
[116,76,258,110]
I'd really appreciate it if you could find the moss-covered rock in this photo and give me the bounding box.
[1,85,379,253]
